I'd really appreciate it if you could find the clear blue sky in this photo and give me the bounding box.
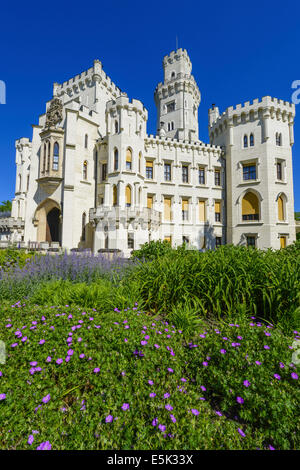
[0,0,299,210]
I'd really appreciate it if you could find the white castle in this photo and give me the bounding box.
[3,48,297,256]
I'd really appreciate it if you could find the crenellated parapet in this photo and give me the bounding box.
[154,73,201,107]
[209,96,296,139]
[145,134,221,153]
[106,95,147,117]
[53,59,122,101]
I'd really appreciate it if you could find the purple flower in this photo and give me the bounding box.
[42,394,51,404]
[167,368,174,373]
[152,418,158,426]
[255,361,262,365]
[154,344,160,349]
[274,374,281,380]
[220,349,226,354]
[236,396,244,404]
[243,380,251,387]
[158,424,166,432]
[200,385,206,391]
[79,354,85,359]
[238,428,245,437]
[149,393,156,398]
[165,404,173,411]
[170,414,176,423]
[36,441,52,450]
[180,378,187,382]
[141,340,147,346]
[28,435,34,445]
[164,393,170,399]
[67,349,74,356]
[39,339,45,345]
[202,361,208,367]
[56,358,63,365]
[191,409,199,416]
[215,411,223,416]
[0,393,6,400]
[93,368,100,373]
[264,345,270,350]
[46,356,52,363]
[148,380,154,385]
[30,361,38,366]
[121,403,130,411]
[291,372,298,380]
[105,415,113,423]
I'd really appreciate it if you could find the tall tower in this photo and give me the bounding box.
[154,48,201,142]
[208,97,296,249]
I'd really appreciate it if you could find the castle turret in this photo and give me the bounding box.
[154,48,201,142]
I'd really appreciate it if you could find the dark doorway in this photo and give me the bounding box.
[46,208,60,242]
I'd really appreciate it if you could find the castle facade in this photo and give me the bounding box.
[7,49,296,256]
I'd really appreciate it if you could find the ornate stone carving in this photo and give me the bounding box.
[45,98,63,128]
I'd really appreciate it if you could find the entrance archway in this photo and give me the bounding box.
[46,208,60,242]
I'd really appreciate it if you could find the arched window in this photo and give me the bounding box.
[84,134,88,149]
[115,121,118,134]
[47,141,51,171]
[126,185,131,207]
[126,148,132,171]
[171,121,174,130]
[83,160,88,180]
[18,174,21,192]
[82,212,86,241]
[278,195,285,221]
[114,149,119,171]
[242,192,259,221]
[243,135,248,148]
[113,185,118,206]
[43,143,47,172]
[139,152,142,173]
[250,133,254,147]
[53,142,59,171]
[171,71,175,79]
[276,132,282,146]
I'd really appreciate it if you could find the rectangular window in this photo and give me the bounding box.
[246,236,256,248]
[126,161,132,171]
[182,236,189,244]
[146,161,153,179]
[167,102,175,113]
[164,236,172,244]
[164,163,171,181]
[182,198,189,221]
[243,164,256,180]
[216,237,222,247]
[128,233,134,249]
[147,195,153,209]
[199,200,206,222]
[199,167,205,185]
[215,201,221,222]
[215,169,221,186]
[164,197,172,221]
[242,214,259,221]
[182,165,189,183]
[280,236,286,249]
[277,162,282,180]
[102,163,107,181]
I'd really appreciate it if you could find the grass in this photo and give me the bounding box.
[0,303,299,450]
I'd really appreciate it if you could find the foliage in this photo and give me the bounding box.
[131,240,188,262]
[0,304,298,450]
[130,244,300,332]
[0,200,12,213]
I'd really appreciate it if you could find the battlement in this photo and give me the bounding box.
[106,95,148,117]
[145,134,222,153]
[209,96,296,130]
[163,48,191,68]
[53,59,122,99]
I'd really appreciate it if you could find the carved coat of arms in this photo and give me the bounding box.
[45,98,63,128]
